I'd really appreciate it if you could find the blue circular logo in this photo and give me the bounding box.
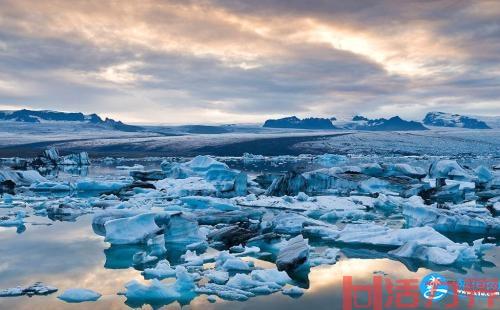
[420,273,448,301]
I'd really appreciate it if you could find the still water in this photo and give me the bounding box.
[1,158,499,309]
[1,213,498,310]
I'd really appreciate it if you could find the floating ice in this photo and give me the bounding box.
[58,288,101,303]
[282,286,304,297]
[30,181,71,192]
[475,165,493,184]
[250,268,292,286]
[155,177,216,197]
[180,196,239,211]
[2,193,13,204]
[0,169,47,187]
[181,250,204,266]
[125,266,196,306]
[0,282,57,297]
[265,171,306,196]
[276,235,310,271]
[164,214,207,248]
[160,155,247,197]
[215,251,252,271]
[429,159,472,181]
[402,196,500,235]
[205,270,229,284]
[74,179,130,193]
[314,154,347,167]
[196,283,254,301]
[104,213,161,245]
[310,248,340,266]
[117,164,145,171]
[0,210,25,227]
[143,260,176,280]
[335,222,492,265]
[147,234,167,257]
[34,148,90,166]
[59,152,91,166]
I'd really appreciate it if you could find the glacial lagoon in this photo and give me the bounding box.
[1,154,499,309]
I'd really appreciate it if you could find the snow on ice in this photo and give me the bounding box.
[1,149,499,307]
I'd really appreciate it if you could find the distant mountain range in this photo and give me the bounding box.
[1,109,496,133]
[263,115,428,131]
[350,116,428,131]
[263,116,337,129]
[422,112,491,129]
[0,109,143,132]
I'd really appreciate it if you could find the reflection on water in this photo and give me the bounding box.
[1,157,499,309]
[0,213,498,310]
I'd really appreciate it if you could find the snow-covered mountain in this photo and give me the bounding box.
[474,115,500,129]
[0,109,143,132]
[263,116,337,129]
[423,112,491,129]
[343,116,428,131]
[263,115,428,131]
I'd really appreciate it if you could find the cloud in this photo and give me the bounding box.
[0,0,498,123]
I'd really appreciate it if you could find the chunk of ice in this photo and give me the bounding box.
[276,235,310,271]
[104,213,161,245]
[58,288,101,303]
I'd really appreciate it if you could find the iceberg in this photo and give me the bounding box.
[30,181,71,192]
[429,159,473,181]
[250,268,292,286]
[33,148,90,166]
[125,267,196,306]
[147,234,167,257]
[276,235,310,271]
[389,238,494,266]
[59,152,91,166]
[155,177,217,197]
[225,274,280,294]
[0,210,25,227]
[215,251,252,271]
[164,214,206,248]
[160,156,247,197]
[0,282,57,297]
[104,213,161,245]
[265,171,306,196]
[58,288,101,303]
[196,283,254,301]
[47,203,86,221]
[207,224,258,247]
[133,251,158,266]
[180,196,239,211]
[143,260,176,280]
[205,270,229,284]
[282,286,304,297]
[310,248,340,266]
[181,250,204,266]
[475,165,494,184]
[130,170,167,181]
[334,223,492,265]
[0,169,47,187]
[74,179,130,193]
[402,196,500,235]
[314,154,347,167]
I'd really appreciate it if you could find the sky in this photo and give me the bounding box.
[0,0,499,124]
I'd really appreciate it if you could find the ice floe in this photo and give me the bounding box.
[0,282,57,297]
[1,150,499,308]
[58,288,101,303]
[104,213,161,245]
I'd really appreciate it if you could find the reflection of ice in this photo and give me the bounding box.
[0,149,499,309]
